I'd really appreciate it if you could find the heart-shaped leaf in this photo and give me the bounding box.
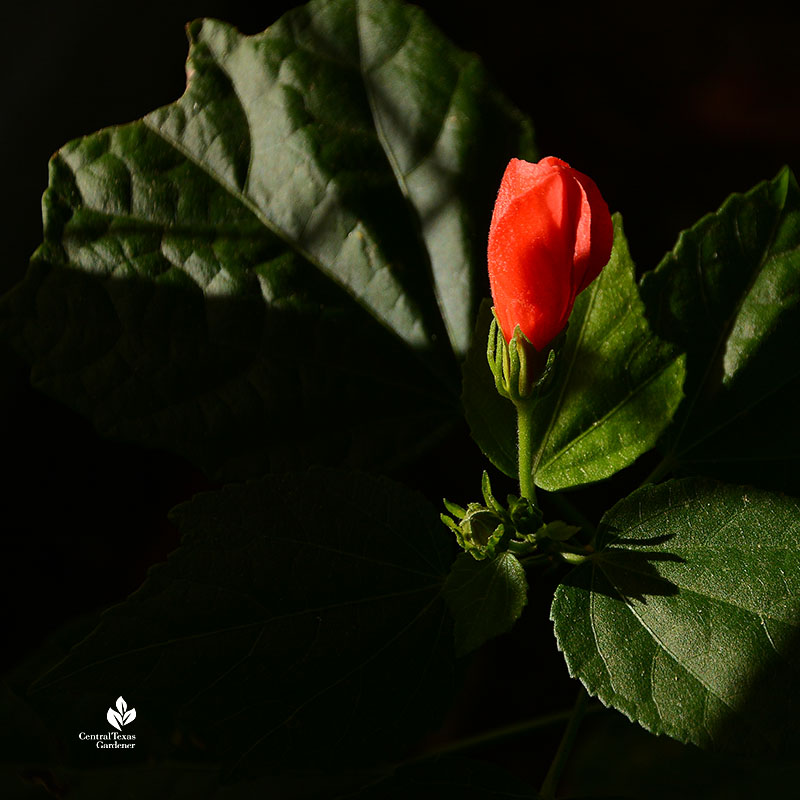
[443,552,528,656]
[552,477,800,753]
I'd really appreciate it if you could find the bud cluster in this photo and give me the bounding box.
[441,472,583,562]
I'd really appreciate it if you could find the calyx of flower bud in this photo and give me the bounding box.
[486,311,564,406]
[488,156,613,352]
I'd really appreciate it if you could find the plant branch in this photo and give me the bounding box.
[539,684,590,800]
[419,702,602,761]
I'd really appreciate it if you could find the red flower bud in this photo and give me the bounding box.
[488,157,613,351]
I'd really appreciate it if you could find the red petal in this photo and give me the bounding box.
[490,157,570,232]
[488,169,580,350]
[571,170,614,295]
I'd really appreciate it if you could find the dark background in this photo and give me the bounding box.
[3,0,800,792]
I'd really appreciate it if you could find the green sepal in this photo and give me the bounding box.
[487,310,566,407]
[442,499,467,519]
[481,470,503,514]
[538,520,582,542]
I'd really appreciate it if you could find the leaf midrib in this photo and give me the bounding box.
[605,571,739,712]
[354,0,458,360]
[141,118,339,303]
[540,349,682,476]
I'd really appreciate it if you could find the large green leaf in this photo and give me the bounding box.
[552,478,800,752]
[641,167,800,491]
[30,470,456,774]
[0,0,533,479]
[463,216,686,489]
[443,552,528,656]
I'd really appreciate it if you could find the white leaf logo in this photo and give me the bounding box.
[107,707,123,731]
[107,696,136,730]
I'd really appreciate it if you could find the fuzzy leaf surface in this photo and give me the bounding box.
[0,0,533,479]
[641,167,800,490]
[552,478,800,752]
[31,470,456,773]
[528,216,686,490]
[443,552,528,655]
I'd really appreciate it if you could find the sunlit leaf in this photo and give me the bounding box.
[552,478,800,752]
[641,167,800,490]
[0,0,533,479]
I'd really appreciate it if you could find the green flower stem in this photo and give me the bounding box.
[517,403,537,503]
[539,684,590,800]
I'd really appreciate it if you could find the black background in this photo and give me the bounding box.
[3,0,800,791]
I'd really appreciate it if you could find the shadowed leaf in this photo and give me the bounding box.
[641,167,800,491]
[443,552,528,655]
[32,470,457,774]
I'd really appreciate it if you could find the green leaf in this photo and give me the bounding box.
[0,0,533,480]
[530,216,686,490]
[465,215,685,490]
[443,552,527,656]
[356,757,539,798]
[552,477,800,753]
[30,470,456,774]
[641,167,800,491]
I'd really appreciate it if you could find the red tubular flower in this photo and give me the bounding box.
[488,157,613,351]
